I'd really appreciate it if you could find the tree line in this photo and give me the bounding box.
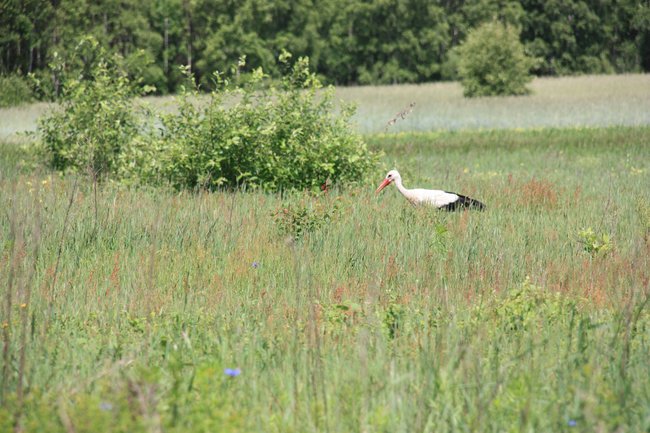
[2,0,649,95]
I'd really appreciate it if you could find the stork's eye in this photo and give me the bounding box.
[387,174,392,178]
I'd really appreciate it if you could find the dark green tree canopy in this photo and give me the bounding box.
[457,21,535,97]
[1,0,649,96]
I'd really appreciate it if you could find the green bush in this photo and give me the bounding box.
[457,21,535,97]
[272,192,342,239]
[0,74,34,107]
[37,51,377,192]
[493,277,575,333]
[577,227,613,257]
[145,55,378,191]
[38,58,146,179]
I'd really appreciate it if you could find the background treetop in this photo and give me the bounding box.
[1,0,649,97]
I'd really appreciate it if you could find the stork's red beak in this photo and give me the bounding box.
[375,178,392,194]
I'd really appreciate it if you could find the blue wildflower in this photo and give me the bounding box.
[252,261,259,269]
[99,401,113,411]
[224,368,241,377]
[568,420,577,427]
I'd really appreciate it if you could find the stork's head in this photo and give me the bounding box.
[375,169,401,194]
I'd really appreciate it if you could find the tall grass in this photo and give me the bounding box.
[1,127,649,432]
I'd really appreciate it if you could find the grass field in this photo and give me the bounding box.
[1,74,649,140]
[1,123,649,431]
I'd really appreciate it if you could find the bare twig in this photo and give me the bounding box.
[384,102,416,132]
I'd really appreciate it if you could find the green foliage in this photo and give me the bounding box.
[493,277,575,333]
[2,0,649,94]
[520,0,648,75]
[52,0,165,93]
[577,227,613,257]
[457,21,535,97]
[38,44,147,178]
[321,300,363,335]
[0,74,34,107]
[150,56,377,191]
[273,193,342,239]
[37,51,376,191]
[380,292,405,339]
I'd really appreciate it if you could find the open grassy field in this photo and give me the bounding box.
[1,125,649,432]
[1,74,649,140]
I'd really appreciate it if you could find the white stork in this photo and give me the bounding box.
[375,169,485,210]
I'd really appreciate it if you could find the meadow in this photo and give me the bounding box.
[1,82,650,431]
[1,74,650,140]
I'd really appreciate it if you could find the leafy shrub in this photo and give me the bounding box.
[381,297,405,340]
[37,50,377,191]
[0,74,34,107]
[147,54,377,191]
[273,193,342,239]
[493,277,572,332]
[457,21,535,97]
[38,60,146,179]
[37,38,151,179]
[577,227,612,257]
[321,300,364,335]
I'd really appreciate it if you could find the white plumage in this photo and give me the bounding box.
[375,169,485,210]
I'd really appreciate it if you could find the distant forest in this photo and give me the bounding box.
[2,0,650,94]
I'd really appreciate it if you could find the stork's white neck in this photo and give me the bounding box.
[394,177,411,197]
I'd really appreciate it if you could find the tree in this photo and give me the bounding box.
[457,21,535,97]
[519,0,612,75]
[1,0,650,96]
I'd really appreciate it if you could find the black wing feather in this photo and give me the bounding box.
[440,192,485,211]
